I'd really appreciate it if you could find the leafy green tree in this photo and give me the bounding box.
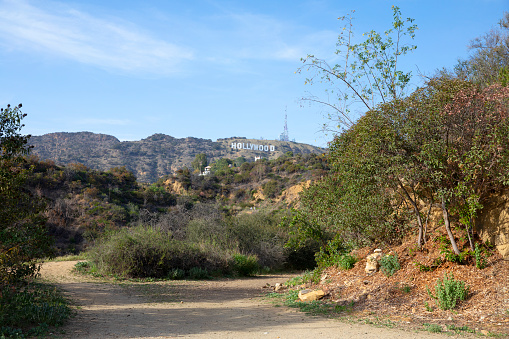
[413,78,509,253]
[211,158,233,173]
[191,153,208,173]
[0,104,52,285]
[234,156,246,168]
[298,5,417,132]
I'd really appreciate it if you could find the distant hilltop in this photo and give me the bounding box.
[30,132,325,183]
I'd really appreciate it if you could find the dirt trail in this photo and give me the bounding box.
[39,261,452,339]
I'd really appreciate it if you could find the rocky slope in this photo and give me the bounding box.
[30,132,324,182]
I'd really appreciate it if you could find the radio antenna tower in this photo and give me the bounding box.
[280,107,290,141]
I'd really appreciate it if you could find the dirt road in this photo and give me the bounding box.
[39,261,454,338]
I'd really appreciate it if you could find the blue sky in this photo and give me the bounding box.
[0,0,507,147]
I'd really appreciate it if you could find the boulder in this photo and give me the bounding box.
[298,289,325,302]
[365,249,382,274]
[274,283,284,292]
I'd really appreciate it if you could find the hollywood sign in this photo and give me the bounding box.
[231,142,275,152]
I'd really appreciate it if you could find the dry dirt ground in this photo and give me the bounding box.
[38,261,460,339]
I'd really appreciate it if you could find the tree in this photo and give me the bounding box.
[191,153,208,173]
[411,78,509,253]
[234,156,246,168]
[455,12,509,86]
[210,158,232,173]
[298,6,417,133]
[0,104,52,285]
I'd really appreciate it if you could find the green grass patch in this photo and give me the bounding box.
[423,323,442,333]
[283,269,322,287]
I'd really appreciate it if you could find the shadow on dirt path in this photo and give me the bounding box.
[39,261,452,339]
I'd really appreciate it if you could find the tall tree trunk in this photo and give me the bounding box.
[398,180,424,247]
[442,197,461,255]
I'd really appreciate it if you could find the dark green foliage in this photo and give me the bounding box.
[379,254,400,277]
[231,254,260,276]
[191,153,208,173]
[262,179,283,198]
[473,243,488,269]
[234,156,247,167]
[314,236,356,269]
[167,268,186,280]
[0,282,72,338]
[0,104,53,286]
[188,267,209,280]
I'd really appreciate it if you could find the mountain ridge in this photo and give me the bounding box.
[30,132,325,182]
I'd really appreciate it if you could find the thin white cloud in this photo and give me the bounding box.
[196,10,337,64]
[0,0,193,75]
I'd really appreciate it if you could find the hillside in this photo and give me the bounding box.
[30,132,324,182]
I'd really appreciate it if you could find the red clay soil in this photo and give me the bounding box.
[312,232,509,336]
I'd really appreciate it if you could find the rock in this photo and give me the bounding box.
[365,250,383,274]
[298,289,325,302]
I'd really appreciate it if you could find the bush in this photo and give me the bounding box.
[188,267,209,279]
[0,282,72,337]
[474,243,488,269]
[262,179,282,198]
[188,211,287,270]
[314,237,356,270]
[337,254,357,270]
[86,225,227,278]
[168,268,185,280]
[379,254,400,277]
[427,273,469,310]
[231,254,260,276]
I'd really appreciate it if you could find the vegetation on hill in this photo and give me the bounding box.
[20,149,325,256]
[30,132,324,183]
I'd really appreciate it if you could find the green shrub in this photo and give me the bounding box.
[337,254,357,270]
[314,237,356,269]
[427,273,469,310]
[0,283,72,338]
[231,254,260,276]
[379,254,400,277]
[262,179,282,198]
[86,225,227,278]
[167,268,185,280]
[473,243,488,269]
[188,267,209,279]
